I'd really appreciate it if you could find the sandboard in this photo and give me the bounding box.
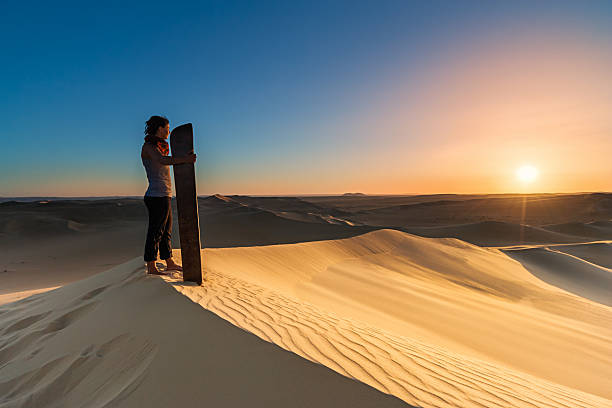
[170,123,203,284]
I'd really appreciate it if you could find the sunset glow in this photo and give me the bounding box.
[516,165,539,183]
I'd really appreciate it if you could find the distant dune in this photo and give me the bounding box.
[212,194,359,225]
[404,220,584,246]
[197,195,377,247]
[305,192,612,227]
[504,245,612,306]
[0,199,146,241]
[0,214,91,237]
[541,220,612,239]
[552,242,612,268]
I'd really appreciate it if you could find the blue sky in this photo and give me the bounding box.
[2,1,611,196]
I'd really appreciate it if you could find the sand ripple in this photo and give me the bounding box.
[165,271,611,408]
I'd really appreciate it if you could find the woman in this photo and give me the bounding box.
[141,115,197,275]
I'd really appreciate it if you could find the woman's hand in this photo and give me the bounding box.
[183,153,197,164]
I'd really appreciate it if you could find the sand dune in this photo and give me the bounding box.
[0,214,92,237]
[0,222,147,305]
[542,220,612,240]
[552,242,612,268]
[165,229,611,405]
[1,195,611,406]
[309,193,612,227]
[222,194,338,215]
[404,220,583,246]
[1,226,611,407]
[504,245,612,307]
[0,259,408,407]
[198,202,376,247]
[224,195,358,224]
[302,194,517,212]
[0,199,146,244]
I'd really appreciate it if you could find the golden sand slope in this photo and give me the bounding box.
[0,259,408,407]
[164,229,612,407]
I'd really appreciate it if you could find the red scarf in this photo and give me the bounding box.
[144,136,169,156]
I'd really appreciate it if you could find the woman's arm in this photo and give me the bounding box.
[143,143,196,166]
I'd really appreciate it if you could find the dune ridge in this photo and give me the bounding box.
[403,221,586,246]
[164,229,611,403]
[548,242,612,269]
[542,220,612,240]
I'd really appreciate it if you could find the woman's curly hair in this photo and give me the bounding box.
[144,115,169,138]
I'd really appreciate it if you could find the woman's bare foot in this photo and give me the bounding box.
[164,258,183,272]
[146,261,166,275]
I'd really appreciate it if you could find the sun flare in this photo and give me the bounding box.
[516,165,539,183]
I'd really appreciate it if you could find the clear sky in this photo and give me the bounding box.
[2,0,611,196]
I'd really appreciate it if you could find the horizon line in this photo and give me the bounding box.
[1,191,610,200]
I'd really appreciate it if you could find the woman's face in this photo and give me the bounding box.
[156,123,170,139]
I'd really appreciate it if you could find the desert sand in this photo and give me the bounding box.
[0,256,410,407]
[1,193,611,407]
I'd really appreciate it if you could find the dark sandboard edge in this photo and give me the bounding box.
[170,123,203,284]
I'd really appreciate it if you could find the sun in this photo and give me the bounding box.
[516,165,539,183]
